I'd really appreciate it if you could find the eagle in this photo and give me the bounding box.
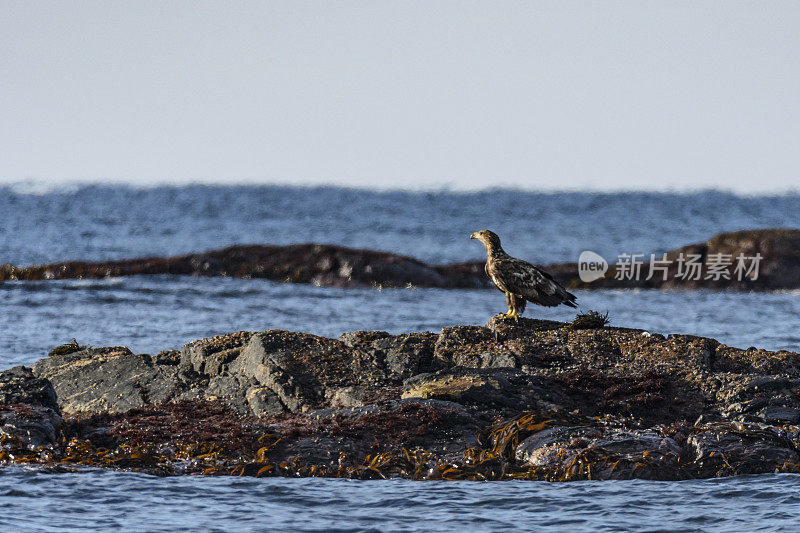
[470,230,577,320]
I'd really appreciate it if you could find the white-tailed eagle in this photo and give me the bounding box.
[471,230,577,320]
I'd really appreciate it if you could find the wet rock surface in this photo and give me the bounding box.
[2,228,798,290]
[687,421,800,477]
[3,317,800,480]
[515,425,682,481]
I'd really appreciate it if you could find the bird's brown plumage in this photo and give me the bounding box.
[470,229,577,319]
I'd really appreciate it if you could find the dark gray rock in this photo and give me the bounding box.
[516,426,682,480]
[280,399,480,463]
[176,331,288,416]
[32,346,190,414]
[153,350,181,366]
[403,367,569,415]
[202,374,254,415]
[245,386,284,417]
[687,421,800,476]
[757,406,800,424]
[433,325,515,368]
[721,398,800,424]
[338,330,392,348]
[1,404,61,447]
[0,366,62,446]
[180,331,254,376]
[232,330,355,412]
[351,333,437,382]
[722,397,770,417]
[0,366,58,411]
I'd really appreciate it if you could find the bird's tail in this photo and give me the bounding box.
[561,288,578,308]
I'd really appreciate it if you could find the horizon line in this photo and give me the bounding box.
[2,177,799,197]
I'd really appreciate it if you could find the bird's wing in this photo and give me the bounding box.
[485,261,510,293]
[497,257,577,307]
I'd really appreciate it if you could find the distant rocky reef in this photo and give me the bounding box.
[3,317,800,480]
[2,228,799,290]
[0,243,488,289]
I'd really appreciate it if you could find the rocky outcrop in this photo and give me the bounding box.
[3,317,800,480]
[2,228,799,290]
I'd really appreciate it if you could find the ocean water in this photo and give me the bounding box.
[2,468,800,532]
[2,185,800,531]
[3,184,800,266]
[1,277,800,369]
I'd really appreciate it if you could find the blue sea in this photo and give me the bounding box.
[2,184,800,531]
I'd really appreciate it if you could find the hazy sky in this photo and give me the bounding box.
[2,1,798,192]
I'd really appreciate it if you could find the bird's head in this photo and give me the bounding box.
[470,230,502,251]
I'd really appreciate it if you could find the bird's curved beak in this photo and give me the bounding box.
[470,232,477,239]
